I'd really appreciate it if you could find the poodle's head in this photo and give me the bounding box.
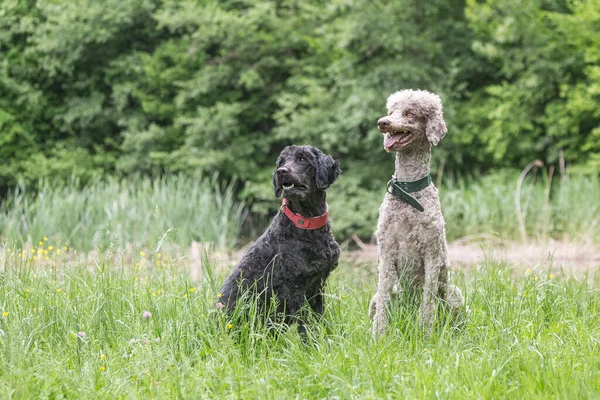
[272,145,341,200]
[376,89,447,152]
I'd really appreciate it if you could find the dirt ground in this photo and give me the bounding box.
[340,236,600,274]
[188,237,599,282]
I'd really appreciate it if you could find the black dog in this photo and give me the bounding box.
[218,145,341,332]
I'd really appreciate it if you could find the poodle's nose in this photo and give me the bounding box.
[276,167,290,177]
[377,118,391,131]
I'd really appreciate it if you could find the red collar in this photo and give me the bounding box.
[281,198,329,230]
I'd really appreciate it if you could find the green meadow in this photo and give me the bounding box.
[1,175,599,399]
[1,247,599,398]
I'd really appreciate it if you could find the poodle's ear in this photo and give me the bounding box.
[315,151,341,191]
[272,171,282,198]
[425,107,448,146]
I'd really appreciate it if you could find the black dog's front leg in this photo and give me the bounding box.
[308,290,325,315]
[307,267,335,316]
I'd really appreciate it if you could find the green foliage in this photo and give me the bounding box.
[1,0,599,239]
[462,0,599,167]
[0,252,599,397]
[548,0,600,171]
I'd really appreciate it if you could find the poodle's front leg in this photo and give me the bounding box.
[368,293,377,320]
[421,252,444,333]
[372,255,398,337]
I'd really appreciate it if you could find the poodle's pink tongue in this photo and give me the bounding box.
[384,135,402,149]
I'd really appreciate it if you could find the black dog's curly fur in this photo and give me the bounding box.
[219,145,341,331]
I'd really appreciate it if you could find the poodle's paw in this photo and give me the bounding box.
[446,284,470,327]
[451,304,470,328]
[418,312,435,334]
[371,314,389,338]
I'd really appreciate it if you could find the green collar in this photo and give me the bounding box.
[386,174,432,212]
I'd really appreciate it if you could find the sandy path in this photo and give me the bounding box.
[341,239,600,273]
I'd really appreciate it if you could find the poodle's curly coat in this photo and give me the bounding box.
[370,89,467,335]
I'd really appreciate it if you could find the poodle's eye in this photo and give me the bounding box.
[405,112,416,118]
[298,155,307,163]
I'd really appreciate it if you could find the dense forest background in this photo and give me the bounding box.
[1,0,599,240]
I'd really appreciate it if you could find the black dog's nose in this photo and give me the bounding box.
[377,118,391,130]
[276,167,290,177]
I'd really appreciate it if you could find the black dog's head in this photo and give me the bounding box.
[272,145,341,200]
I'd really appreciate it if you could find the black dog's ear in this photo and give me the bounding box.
[272,171,282,198]
[315,151,341,191]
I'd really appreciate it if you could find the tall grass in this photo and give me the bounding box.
[0,250,598,398]
[0,175,246,252]
[0,171,597,254]
[441,171,600,242]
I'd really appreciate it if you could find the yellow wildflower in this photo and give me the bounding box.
[56,288,61,293]
[227,323,233,329]
[2,312,8,317]
[33,256,37,261]
[549,274,554,279]
[56,249,60,255]
[39,241,43,246]
[157,253,162,259]
[157,289,162,295]
[33,308,37,313]
[99,366,105,371]
[25,289,30,293]
[183,293,188,299]
[31,249,35,253]
[43,237,48,241]
[48,246,54,251]
[7,248,10,252]
[140,251,146,257]
[525,269,531,275]
[45,256,49,261]
[100,354,105,361]
[63,246,68,251]
[189,288,195,293]
[217,293,223,298]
